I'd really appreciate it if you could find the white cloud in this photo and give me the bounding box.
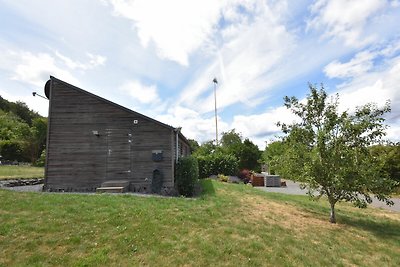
[386,125,400,142]
[87,53,107,67]
[104,0,289,67]
[106,0,228,66]
[391,0,400,7]
[177,1,296,113]
[231,106,297,148]
[337,79,391,112]
[307,0,387,47]
[0,47,107,89]
[154,103,297,149]
[380,41,400,57]
[324,50,376,78]
[231,52,400,147]
[334,55,400,141]
[0,50,80,87]
[1,0,399,148]
[324,38,400,79]
[230,52,400,148]
[156,105,230,143]
[120,80,160,104]
[55,51,106,70]
[323,40,400,120]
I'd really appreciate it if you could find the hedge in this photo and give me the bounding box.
[196,153,239,178]
[0,140,29,162]
[175,156,199,197]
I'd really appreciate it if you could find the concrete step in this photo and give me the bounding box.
[96,187,125,193]
[101,180,130,190]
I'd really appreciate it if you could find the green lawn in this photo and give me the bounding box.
[0,165,44,180]
[0,180,399,266]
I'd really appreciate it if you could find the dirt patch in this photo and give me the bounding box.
[237,194,343,234]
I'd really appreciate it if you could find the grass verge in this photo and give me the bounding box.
[0,165,44,180]
[0,179,399,266]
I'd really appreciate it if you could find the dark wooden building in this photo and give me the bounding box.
[44,76,190,194]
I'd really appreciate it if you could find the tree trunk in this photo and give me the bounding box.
[329,201,336,224]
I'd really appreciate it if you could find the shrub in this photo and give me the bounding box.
[175,156,199,197]
[35,149,46,167]
[196,153,239,178]
[0,140,29,162]
[196,156,209,179]
[238,169,252,184]
[218,174,229,182]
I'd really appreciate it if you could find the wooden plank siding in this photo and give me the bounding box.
[44,77,188,193]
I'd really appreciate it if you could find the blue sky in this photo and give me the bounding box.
[0,0,399,148]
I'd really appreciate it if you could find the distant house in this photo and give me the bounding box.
[43,76,190,194]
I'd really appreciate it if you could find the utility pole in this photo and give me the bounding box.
[213,77,218,146]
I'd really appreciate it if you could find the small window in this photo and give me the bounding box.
[179,142,183,156]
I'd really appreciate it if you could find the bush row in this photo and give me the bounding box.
[196,153,239,178]
[0,140,29,162]
[0,140,45,166]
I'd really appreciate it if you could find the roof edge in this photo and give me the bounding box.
[49,76,179,132]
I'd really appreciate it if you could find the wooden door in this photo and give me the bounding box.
[105,128,132,180]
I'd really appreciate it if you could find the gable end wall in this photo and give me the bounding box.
[45,80,174,192]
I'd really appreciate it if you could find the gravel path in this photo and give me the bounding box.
[1,184,44,192]
[256,180,400,212]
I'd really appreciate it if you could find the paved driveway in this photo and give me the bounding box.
[256,180,400,212]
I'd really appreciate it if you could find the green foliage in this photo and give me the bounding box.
[0,112,31,140]
[196,153,238,178]
[220,129,242,148]
[24,117,48,163]
[0,97,47,164]
[194,130,260,175]
[35,149,46,167]
[187,139,200,153]
[175,156,199,197]
[263,140,286,174]
[219,129,243,160]
[0,96,41,126]
[0,140,29,162]
[192,140,216,157]
[220,129,261,171]
[278,84,397,223]
[370,143,400,183]
[237,138,262,171]
[384,144,400,183]
[217,174,229,182]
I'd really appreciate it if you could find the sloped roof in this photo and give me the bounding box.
[48,76,190,145]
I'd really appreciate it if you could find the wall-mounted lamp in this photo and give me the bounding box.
[32,92,48,100]
[92,130,100,137]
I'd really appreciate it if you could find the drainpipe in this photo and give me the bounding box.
[175,127,181,163]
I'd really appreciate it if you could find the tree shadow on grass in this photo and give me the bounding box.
[257,188,400,241]
[338,213,400,241]
[299,202,400,241]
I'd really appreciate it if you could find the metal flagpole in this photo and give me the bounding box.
[213,77,218,146]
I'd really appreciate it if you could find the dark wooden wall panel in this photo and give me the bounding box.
[45,80,175,192]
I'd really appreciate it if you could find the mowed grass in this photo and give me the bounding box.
[0,180,399,266]
[0,165,44,180]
